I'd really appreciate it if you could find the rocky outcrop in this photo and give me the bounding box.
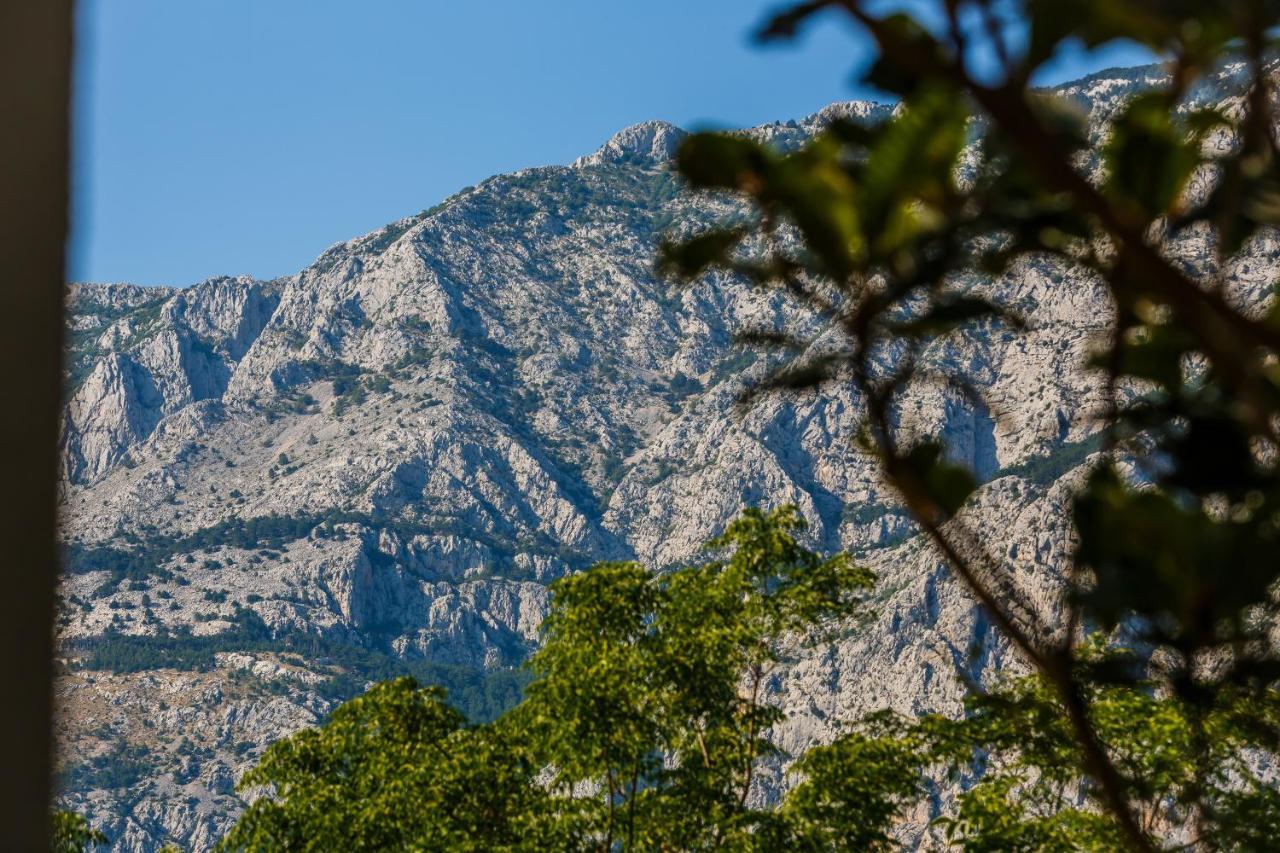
[572,119,688,168]
[61,277,281,485]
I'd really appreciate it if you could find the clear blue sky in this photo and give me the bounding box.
[70,1,1152,286]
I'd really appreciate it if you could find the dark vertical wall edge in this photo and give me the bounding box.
[0,1,73,848]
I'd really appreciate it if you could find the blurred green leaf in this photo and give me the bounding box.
[763,135,864,277]
[657,227,746,280]
[675,133,770,190]
[890,295,1022,338]
[1104,92,1204,222]
[901,441,977,518]
[858,87,968,258]
[861,13,943,97]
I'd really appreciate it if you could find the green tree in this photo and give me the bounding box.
[787,647,1280,851]
[51,810,107,852]
[517,506,873,849]
[218,679,572,852]
[660,1,1280,848]
[220,507,880,851]
[219,512,1280,850]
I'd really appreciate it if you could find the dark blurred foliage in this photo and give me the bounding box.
[662,1,1280,848]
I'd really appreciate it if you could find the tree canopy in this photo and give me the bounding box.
[220,513,1280,850]
[221,507,885,851]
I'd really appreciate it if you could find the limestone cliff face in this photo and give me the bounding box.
[54,64,1278,851]
[62,278,281,484]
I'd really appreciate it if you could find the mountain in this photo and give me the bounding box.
[54,64,1277,851]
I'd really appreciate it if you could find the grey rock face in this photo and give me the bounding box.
[572,120,688,168]
[55,64,1277,851]
[61,277,280,485]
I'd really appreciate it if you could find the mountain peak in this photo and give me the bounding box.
[572,119,688,168]
[803,99,894,126]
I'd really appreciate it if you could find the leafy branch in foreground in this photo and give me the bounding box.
[662,1,1280,848]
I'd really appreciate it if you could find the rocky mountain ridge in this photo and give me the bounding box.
[54,63,1276,850]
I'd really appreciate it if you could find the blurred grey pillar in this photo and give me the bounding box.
[0,0,72,847]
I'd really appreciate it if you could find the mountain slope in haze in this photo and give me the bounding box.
[54,65,1279,851]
